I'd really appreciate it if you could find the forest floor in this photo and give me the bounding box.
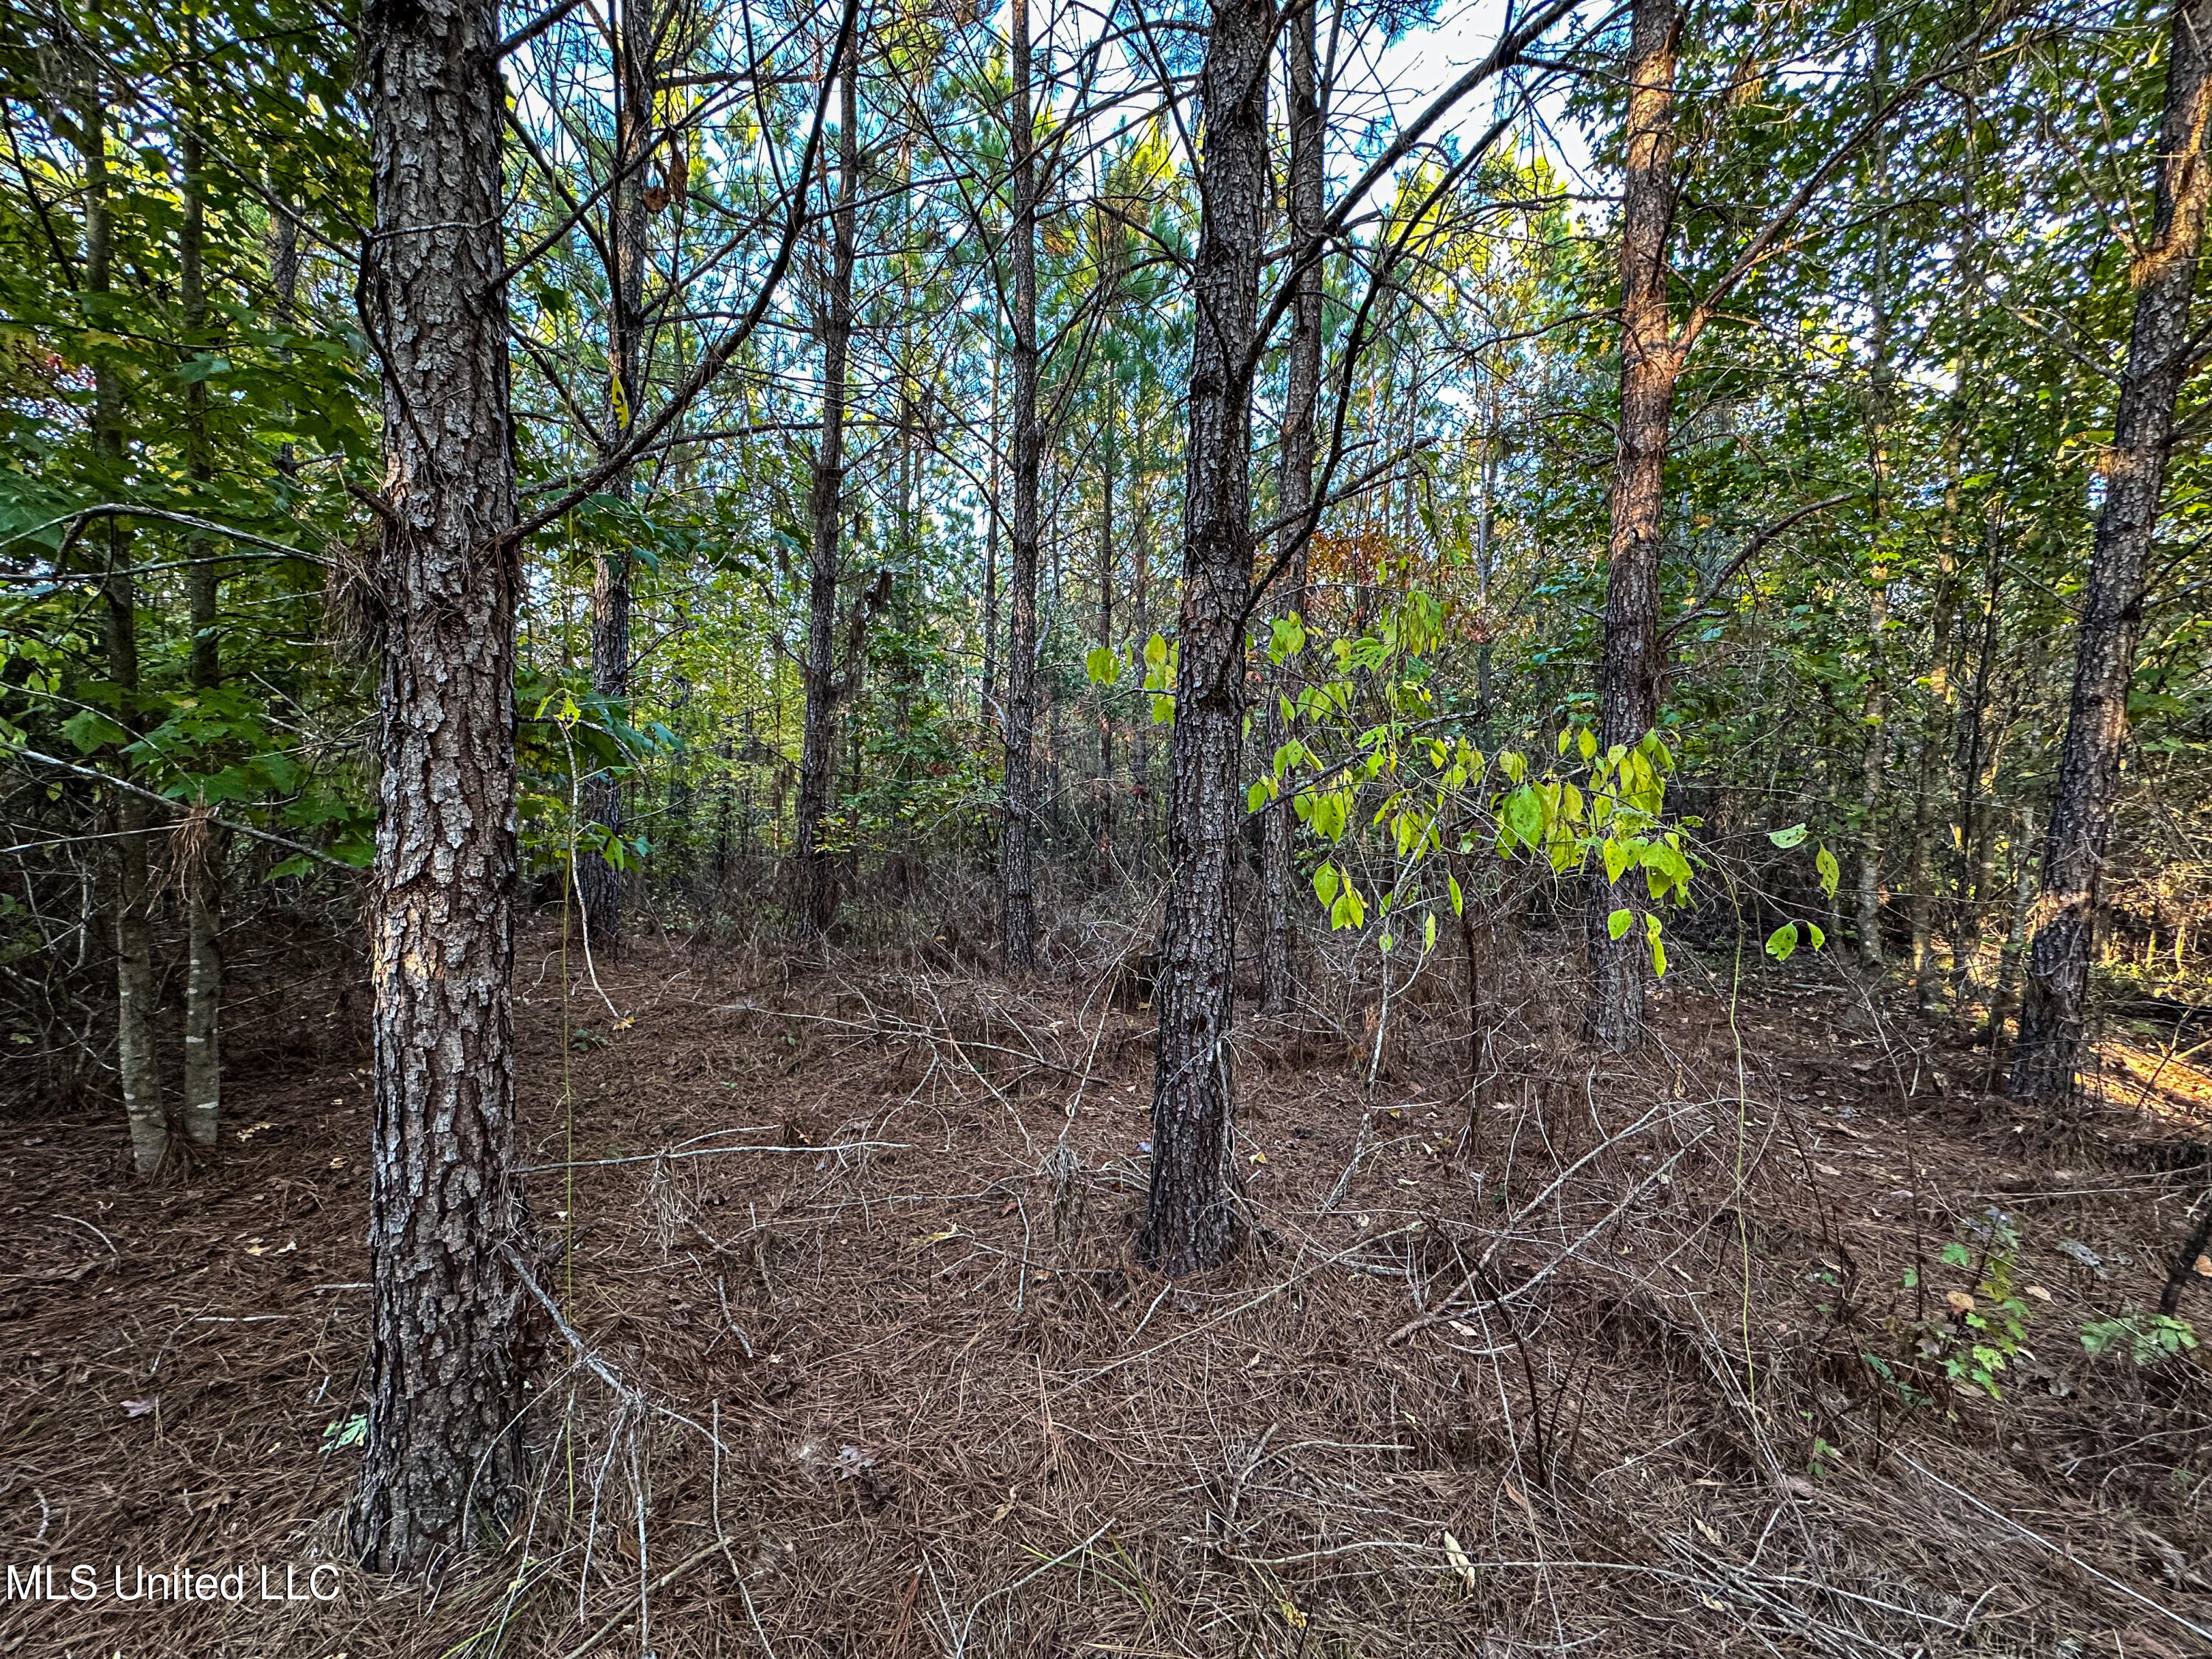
[5,919,2212,1658]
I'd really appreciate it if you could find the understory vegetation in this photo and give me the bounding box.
[4,0,2212,1648]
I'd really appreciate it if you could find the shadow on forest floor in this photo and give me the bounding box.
[5,922,2212,1656]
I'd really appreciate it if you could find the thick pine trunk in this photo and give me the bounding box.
[1000,0,1042,970]
[577,0,658,954]
[1259,0,1324,1018]
[353,0,530,1571]
[793,62,857,944]
[1142,0,1270,1276]
[2012,0,2212,1104]
[180,104,224,1151]
[1585,0,1680,1052]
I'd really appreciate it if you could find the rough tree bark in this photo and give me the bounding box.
[1000,0,1043,971]
[2013,0,2212,1103]
[1585,0,1681,1051]
[793,58,858,944]
[1258,0,1324,1018]
[180,93,223,1149]
[1141,0,1272,1276]
[352,0,531,1571]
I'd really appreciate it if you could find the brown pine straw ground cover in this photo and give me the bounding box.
[5,918,2212,1658]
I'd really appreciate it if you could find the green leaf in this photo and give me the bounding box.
[1424,913,1438,953]
[1608,907,1633,940]
[1447,874,1464,917]
[1806,922,1826,951]
[1603,837,1631,887]
[1766,922,1800,961]
[1247,779,1271,813]
[1577,727,1596,760]
[1769,823,1809,849]
[1642,844,1691,900]
[61,710,128,754]
[1085,645,1119,684]
[1816,845,1841,901]
[1500,785,1543,845]
[1314,863,1339,908]
[1150,694,1175,726]
[1647,912,1667,978]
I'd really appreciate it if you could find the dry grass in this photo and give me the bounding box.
[4,919,2212,1658]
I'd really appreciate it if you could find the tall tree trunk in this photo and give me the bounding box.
[78,88,166,1177]
[999,0,1042,970]
[1988,803,2038,1061]
[1857,38,1893,970]
[1259,0,1324,1018]
[1911,123,1983,1007]
[1141,0,1270,1276]
[1474,388,1499,734]
[2012,0,2212,1105]
[793,60,857,944]
[982,346,1001,724]
[1910,414,1964,1008]
[1585,0,1681,1051]
[1131,467,1152,864]
[353,0,529,1570]
[1096,375,1116,872]
[180,94,223,1150]
[1948,513,2003,1009]
[577,0,658,954]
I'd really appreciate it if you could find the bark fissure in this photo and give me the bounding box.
[353,0,531,1570]
[1585,0,1681,1052]
[1143,0,1273,1276]
[2011,0,2212,1105]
